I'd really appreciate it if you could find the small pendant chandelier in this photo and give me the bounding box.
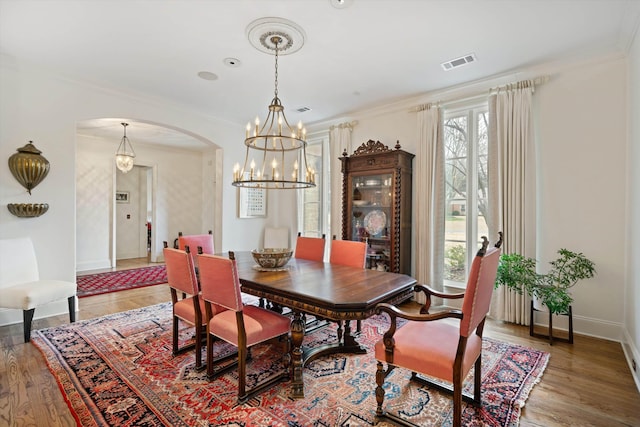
[115,122,135,173]
[232,20,315,190]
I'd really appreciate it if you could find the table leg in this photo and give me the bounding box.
[343,320,364,350]
[291,311,305,399]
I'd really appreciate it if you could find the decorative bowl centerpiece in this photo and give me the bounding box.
[251,248,293,269]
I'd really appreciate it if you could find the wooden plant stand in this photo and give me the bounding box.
[529,300,573,345]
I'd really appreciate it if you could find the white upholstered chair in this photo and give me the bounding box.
[264,226,290,249]
[0,237,77,342]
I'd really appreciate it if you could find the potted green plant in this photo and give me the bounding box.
[495,249,596,315]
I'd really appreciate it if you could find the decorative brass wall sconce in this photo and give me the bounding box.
[8,141,50,194]
[7,203,49,218]
[7,141,50,218]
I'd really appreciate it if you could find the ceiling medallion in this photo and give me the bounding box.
[246,17,305,55]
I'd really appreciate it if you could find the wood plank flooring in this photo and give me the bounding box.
[1,259,638,426]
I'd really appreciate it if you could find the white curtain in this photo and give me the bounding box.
[415,104,445,303]
[488,81,537,324]
[329,123,354,241]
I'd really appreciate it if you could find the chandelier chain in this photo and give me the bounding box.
[273,37,279,99]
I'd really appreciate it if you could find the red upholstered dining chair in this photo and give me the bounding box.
[198,251,291,404]
[329,236,367,268]
[163,246,219,370]
[294,232,326,262]
[178,230,214,269]
[329,236,367,332]
[373,234,502,427]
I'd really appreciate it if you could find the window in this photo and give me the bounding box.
[443,103,489,287]
[298,135,330,238]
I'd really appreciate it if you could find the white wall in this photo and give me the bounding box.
[625,19,640,386]
[76,135,210,270]
[2,50,638,378]
[343,55,629,343]
[536,58,627,339]
[0,56,295,325]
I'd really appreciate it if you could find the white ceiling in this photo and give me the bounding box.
[2,0,639,150]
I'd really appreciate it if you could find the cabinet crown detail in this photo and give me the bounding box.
[342,139,403,157]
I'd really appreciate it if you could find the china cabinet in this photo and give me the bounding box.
[340,140,414,274]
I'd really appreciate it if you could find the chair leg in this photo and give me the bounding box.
[207,333,214,378]
[473,356,482,404]
[23,308,35,343]
[237,344,247,403]
[375,361,386,417]
[194,324,202,370]
[172,316,179,355]
[68,296,76,323]
[453,374,463,427]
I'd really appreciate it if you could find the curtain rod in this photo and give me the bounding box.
[410,75,550,112]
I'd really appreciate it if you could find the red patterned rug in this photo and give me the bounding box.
[32,303,548,426]
[76,265,167,298]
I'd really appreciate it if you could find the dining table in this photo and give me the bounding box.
[231,251,417,399]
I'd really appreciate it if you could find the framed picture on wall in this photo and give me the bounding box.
[115,191,130,203]
[237,186,267,218]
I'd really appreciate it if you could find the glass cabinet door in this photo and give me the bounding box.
[350,173,393,271]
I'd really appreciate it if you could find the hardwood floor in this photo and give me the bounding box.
[1,258,638,426]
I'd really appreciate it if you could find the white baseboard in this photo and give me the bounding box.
[0,298,77,327]
[531,311,624,342]
[76,259,112,272]
[622,328,640,393]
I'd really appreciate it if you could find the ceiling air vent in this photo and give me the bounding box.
[295,106,311,113]
[441,53,477,71]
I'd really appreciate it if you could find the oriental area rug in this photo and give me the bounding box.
[76,265,167,297]
[32,303,549,426]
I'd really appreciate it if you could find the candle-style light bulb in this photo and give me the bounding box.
[246,123,251,139]
[255,117,259,136]
[271,158,277,180]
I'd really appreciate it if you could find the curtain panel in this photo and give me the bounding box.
[329,124,354,241]
[488,82,537,325]
[415,105,445,303]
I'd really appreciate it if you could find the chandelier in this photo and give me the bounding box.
[115,122,135,173]
[232,24,315,190]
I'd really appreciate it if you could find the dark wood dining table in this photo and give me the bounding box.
[231,251,417,399]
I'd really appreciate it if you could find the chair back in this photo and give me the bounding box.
[198,252,243,312]
[264,226,290,249]
[460,245,501,337]
[0,237,39,288]
[178,232,214,255]
[329,238,367,269]
[163,247,199,295]
[294,233,326,262]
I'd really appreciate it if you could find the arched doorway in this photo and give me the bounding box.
[75,118,221,272]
